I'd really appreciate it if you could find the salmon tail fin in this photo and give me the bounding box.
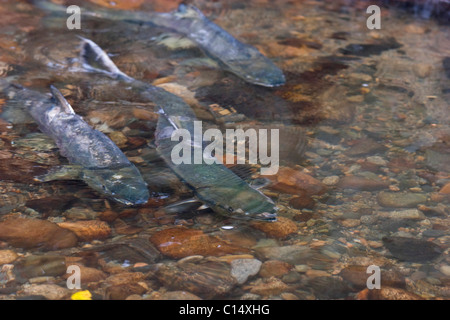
[77,36,132,81]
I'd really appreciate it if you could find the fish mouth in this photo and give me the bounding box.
[254,212,278,222]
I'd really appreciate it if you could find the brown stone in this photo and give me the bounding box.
[356,287,423,300]
[337,175,389,191]
[0,249,18,264]
[439,182,450,194]
[57,220,111,241]
[250,217,298,239]
[259,260,293,278]
[149,227,249,259]
[289,194,315,209]
[262,167,327,196]
[246,277,289,296]
[0,217,77,250]
[105,283,147,300]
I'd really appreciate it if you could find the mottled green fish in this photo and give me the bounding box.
[77,38,278,221]
[0,79,149,206]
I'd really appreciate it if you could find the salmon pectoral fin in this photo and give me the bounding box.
[34,164,82,182]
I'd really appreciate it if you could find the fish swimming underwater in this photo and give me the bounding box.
[0,79,149,206]
[34,1,286,87]
[77,38,278,221]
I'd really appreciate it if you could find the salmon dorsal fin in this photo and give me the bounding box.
[49,85,75,114]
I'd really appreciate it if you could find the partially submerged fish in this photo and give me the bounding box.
[34,1,285,87]
[78,38,278,221]
[0,79,149,205]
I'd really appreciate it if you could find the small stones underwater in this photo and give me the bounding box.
[0,0,449,301]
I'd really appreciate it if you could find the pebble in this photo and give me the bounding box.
[230,259,262,284]
[413,64,432,78]
[155,260,236,299]
[338,219,360,228]
[289,195,315,209]
[378,209,426,220]
[250,217,298,239]
[157,291,202,300]
[382,236,443,262]
[337,175,389,190]
[0,217,77,250]
[439,265,450,277]
[0,250,18,264]
[245,277,289,296]
[104,272,146,287]
[439,182,450,194]
[356,287,423,300]
[366,156,387,166]
[262,167,327,196]
[377,191,428,208]
[63,207,99,220]
[108,131,128,148]
[150,227,249,259]
[20,284,70,300]
[322,175,340,186]
[259,260,293,278]
[105,283,147,300]
[67,265,107,285]
[339,265,405,289]
[14,255,66,282]
[345,138,386,157]
[57,220,112,241]
[255,245,312,265]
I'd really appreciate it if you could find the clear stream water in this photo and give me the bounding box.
[0,0,449,300]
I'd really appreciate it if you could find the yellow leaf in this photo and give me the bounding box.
[71,290,92,300]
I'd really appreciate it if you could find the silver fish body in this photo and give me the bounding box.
[1,80,149,205]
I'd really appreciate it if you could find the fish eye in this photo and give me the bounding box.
[227,207,234,213]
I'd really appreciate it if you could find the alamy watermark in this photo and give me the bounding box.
[366,5,381,29]
[66,5,81,30]
[170,121,279,175]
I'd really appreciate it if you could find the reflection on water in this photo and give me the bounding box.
[0,0,449,300]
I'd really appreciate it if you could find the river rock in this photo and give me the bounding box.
[356,287,423,300]
[250,217,298,238]
[0,217,77,250]
[289,194,315,209]
[20,284,70,300]
[262,167,327,196]
[230,259,262,284]
[378,209,426,220]
[337,176,389,191]
[155,260,236,299]
[382,236,443,262]
[345,138,386,156]
[63,207,100,220]
[103,272,145,286]
[322,175,340,186]
[14,255,66,283]
[255,245,312,265]
[57,220,111,241]
[307,276,352,299]
[105,282,147,300]
[150,227,249,259]
[158,291,202,300]
[0,250,18,264]
[339,265,405,289]
[377,191,428,208]
[259,260,293,278]
[245,277,289,296]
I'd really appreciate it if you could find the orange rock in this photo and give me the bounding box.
[246,277,289,296]
[57,220,111,241]
[259,260,293,278]
[149,227,250,259]
[251,217,298,239]
[88,0,144,10]
[439,183,450,194]
[262,167,327,196]
[0,217,77,250]
[356,287,423,300]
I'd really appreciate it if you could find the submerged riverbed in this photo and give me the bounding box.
[0,0,449,300]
